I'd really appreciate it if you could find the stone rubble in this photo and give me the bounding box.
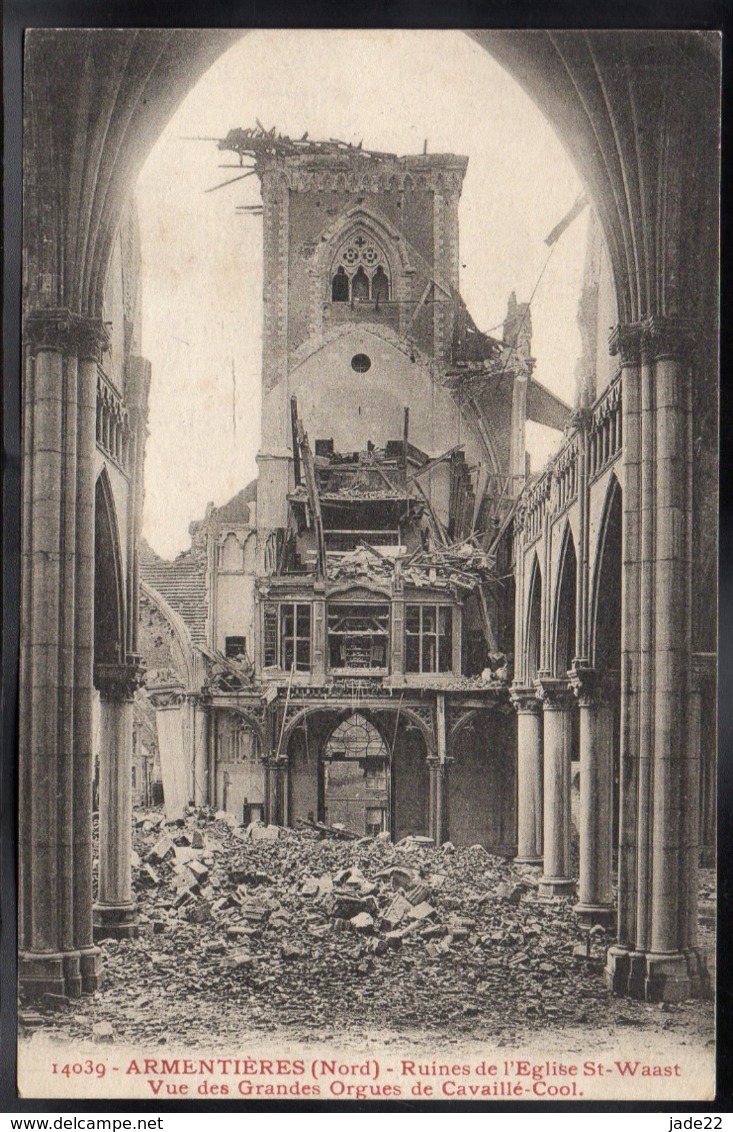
[21,807,715,1047]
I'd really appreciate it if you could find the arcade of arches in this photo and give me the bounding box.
[18,30,718,1007]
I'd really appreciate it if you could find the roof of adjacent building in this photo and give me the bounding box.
[139,539,208,645]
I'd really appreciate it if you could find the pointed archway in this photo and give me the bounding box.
[590,476,622,852]
[94,469,125,669]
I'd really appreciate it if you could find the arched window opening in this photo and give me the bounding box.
[331,265,349,302]
[372,264,389,303]
[323,713,390,836]
[592,480,622,673]
[591,478,623,857]
[554,531,577,676]
[351,265,370,302]
[330,229,391,304]
[94,472,125,670]
[526,559,542,682]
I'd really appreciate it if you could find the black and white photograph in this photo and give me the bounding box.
[14,27,719,1102]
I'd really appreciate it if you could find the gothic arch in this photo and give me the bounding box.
[281,701,435,757]
[289,317,438,375]
[525,554,542,682]
[552,523,577,677]
[94,467,125,670]
[227,708,265,752]
[589,473,623,671]
[139,579,198,691]
[315,204,414,285]
[21,31,718,332]
[449,702,511,743]
[324,711,390,757]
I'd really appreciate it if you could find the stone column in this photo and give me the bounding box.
[646,318,696,1001]
[570,665,614,928]
[694,654,716,866]
[263,757,288,826]
[510,685,543,864]
[435,694,447,844]
[93,662,141,939]
[149,682,189,821]
[630,329,657,997]
[311,587,327,682]
[75,329,108,991]
[686,658,704,956]
[605,322,642,993]
[427,757,438,842]
[19,311,106,1001]
[189,694,209,807]
[510,370,528,484]
[535,677,575,897]
[276,758,289,827]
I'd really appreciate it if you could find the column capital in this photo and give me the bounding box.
[568,663,618,708]
[534,675,574,711]
[565,406,592,436]
[642,315,695,361]
[94,661,143,702]
[609,317,695,366]
[24,308,110,360]
[568,662,599,707]
[608,321,644,366]
[146,677,186,710]
[509,684,542,714]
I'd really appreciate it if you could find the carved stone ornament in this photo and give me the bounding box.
[609,317,694,367]
[509,684,542,714]
[94,661,144,702]
[146,677,187,710]
[24,308,111,361]
[534,675,575,711]
[568,664,600,707]
[608,322,643,367]
[643,315,695,362]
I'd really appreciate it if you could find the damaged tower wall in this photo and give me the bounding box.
[138,134,540,855]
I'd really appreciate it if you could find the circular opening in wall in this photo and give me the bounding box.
[351,353,371,374]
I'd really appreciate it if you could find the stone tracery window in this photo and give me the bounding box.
[330,231,391,303]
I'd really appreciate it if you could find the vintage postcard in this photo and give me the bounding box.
[17,28,719,1101]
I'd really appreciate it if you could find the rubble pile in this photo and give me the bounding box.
[327,542,497,595]
[42,809,643,1045]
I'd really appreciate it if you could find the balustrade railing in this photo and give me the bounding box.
[96,371,131,473]
[516,375,623,546]
[523,468,552,543]
[589,376,622,478]
[552,432,580,513]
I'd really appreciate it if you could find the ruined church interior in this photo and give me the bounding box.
[18,30,718,1039]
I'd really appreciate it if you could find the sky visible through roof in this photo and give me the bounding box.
[135,29,591,558]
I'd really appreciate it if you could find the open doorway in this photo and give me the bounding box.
[321,713,390,836]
